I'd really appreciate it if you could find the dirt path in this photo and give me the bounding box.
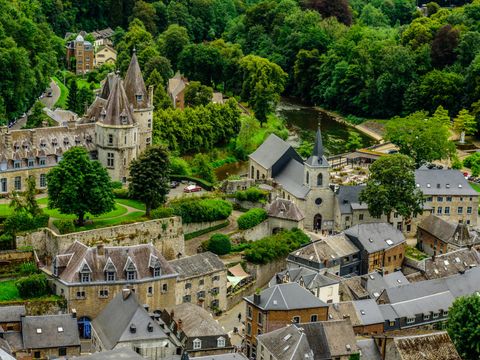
[185,210,243,256]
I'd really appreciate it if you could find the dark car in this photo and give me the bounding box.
[170,181,179,188]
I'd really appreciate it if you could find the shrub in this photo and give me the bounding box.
[170,197,232,224]
[0,233,14,250]
[244,229,310,264]
[56,219,75,234]
[18,261,38,276]
[170,157,191,176]
[113,188,130,199]
[237,208,268,230]
[234,187,268,203]
[111,181,123,189]
[151,207,174,219]
[3,212,49,234]
[207,233,232,255]
[170,175,214,190]
[15,273,48,298]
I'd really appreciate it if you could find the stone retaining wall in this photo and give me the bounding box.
[183,219,228,235]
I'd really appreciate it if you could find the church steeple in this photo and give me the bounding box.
[305,121,327,167]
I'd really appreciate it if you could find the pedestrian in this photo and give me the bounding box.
[238,312,242,322]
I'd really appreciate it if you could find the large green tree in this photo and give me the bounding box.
[447,294,480,360]
[385,110,456,166]
[129,145,171,217]
[454,109,477,143]
[47,147,115,226]
[359,154,424,222]
[158,24,190,68]
[184,81,213,107]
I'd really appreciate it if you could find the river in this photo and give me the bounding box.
[215,99,375,180]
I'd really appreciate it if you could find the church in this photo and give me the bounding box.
[249,126,336,231]
[0,52,152,193]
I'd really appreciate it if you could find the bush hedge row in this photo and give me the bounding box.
[3,212,49,235]
[237,208,268,230]
[170,198,232,224]
[151,207,174,219]
[15,273,49,298]
[234,187,268,203]
[55,219,75,234]
[244,228,310,264]
[207,233,232,255]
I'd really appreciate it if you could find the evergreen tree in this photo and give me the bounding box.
[454,109,477,143]
[67,79,79,114]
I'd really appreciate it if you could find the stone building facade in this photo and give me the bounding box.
[0,53,153,193]
[45,241,178,337]
[66,34,94,74]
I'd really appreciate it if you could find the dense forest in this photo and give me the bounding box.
[1,0,480,126]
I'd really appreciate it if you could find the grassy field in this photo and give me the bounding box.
[0,280,20,301]
[52,76,69,109]
[115,198,146,210]
[405,245,429,261]
[77,78,101,90]
[54,211,146,232]
[470,182,480,192]
[250,114,288,149]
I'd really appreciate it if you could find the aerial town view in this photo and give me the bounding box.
[1,0,480,359]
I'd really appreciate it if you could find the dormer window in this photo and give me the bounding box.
[193,339,201,350]
[86,135,92,143]
[52,138,58,146]
[149,254,161,278]
[124,256,138,281]
[40,140,47,148]
[217,337,226,348]
[13,143,19,151]
[153,267,161,277]
[81,272,91,283]
[104,257,117,281]
[106,271,115,281]
[79,259,92,283]
[64,137,69,146]
[136,94,143,103]
[127,271,136,280]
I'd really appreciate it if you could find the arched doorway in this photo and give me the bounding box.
[314,214,322,230]
[78,316,92,339]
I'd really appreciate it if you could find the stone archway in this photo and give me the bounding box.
[314,214,322,230]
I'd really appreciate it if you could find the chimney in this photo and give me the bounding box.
[97,243,105,256]
[29,129,37,145]
[360,276,368,289]
[71,310,77,319]
[177,319,183,331]
[170,310,175,321]
[148,85,154,107]
[143,304,149,312]
[129,324,136,333]
[122,288,131,300]
[147,322,153,332]
[253,293,261,305]
[4,128,11,148]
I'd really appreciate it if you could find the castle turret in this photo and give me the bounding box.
[124,51,153,153]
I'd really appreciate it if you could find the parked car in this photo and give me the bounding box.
[183,184,202,193]
[170,181,179,188]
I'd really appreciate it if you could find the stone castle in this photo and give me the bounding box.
[0,52,152,193]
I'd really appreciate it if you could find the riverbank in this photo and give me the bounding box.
[313,106,384,142]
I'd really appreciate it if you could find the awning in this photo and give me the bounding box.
[228,264,250,278]
[227,276,244,288]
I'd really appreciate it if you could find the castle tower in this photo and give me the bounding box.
[124,51,153,154]
[304,123,334,231]
[95,74,138,183]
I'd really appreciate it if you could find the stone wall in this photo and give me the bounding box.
[0,298,66,316]
[183,219,228,235]
[242,221,270,242]
[17,217,185,263]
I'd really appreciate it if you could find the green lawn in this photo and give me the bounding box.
[0,204,14,217]
[470,182,480,192]
[115,198,146,211]
[77,78,100,90]
[0,280,20,301]
[54,211,146,232]
[52,76,69,109]
[250,114,288,148]
[43,203,128,220]
[405,245,429,261]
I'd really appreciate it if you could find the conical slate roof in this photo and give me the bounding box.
[124,52,148,109]
[101,74,135,126]
[305,123,328,167]
[100,72,117,100]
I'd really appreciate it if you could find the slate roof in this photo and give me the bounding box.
[388,291,454,319]
[124,52,149,109]
[21,314,80,349]
[92,290,168,350]
[345,223,405,253]
[168,303,226,338]
[74,348,145,360]
[268,198,305,221]
[391,332,461,360]
[191,354,248,360]
[418,214,473,247]
[257,320,357,360]
[327,302,362,326]
[244,283,327,311]
[0,305,26,323]
[352,299,384,325]
[305,125,329,168]
[362,271,410,299]
[336,185,365,215]
[249,134,293,170]
[101,74,135,126]
[423,248,480,279]
[52,241,176,284]
[269,267,339,290]
[169,252,225,280]
[415,168,477,196]
[91,28,114,40]
[275,158,311,199]
[356,339,381,360]
[168,73,188,100]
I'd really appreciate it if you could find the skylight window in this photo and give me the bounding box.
[385,239,394,246]
[58,326,64,332]
[283,334,292,341]
[427,183,431,188]
[444,260,449,266]
[36,328,42,334]
[373,292,380,298]
[283,345,290,352]
[360,310,366,315]
[455,257,460,263]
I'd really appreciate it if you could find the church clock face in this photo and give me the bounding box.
[315,197,322,205]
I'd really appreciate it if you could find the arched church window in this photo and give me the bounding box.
[317,173,323,186]
[306,171,309,185]
[251,166,254,178]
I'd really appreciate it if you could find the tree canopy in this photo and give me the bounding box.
[47,147,115,225]
[359,154,424,222]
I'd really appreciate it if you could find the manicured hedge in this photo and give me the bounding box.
[234,187,268,203]
[185,221,229,240]
[151,207,174,219]
[55,219,75,234]
[170,197,232,224]
[3,212,49,234]
[207,233,232,255]
[244,228,310,264]
[170,175,214,191]
[237,208,268,230]
[15,273,48,298]
[113,188,130,199]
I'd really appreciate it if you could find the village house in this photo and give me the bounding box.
[45,241,178,337]
[160,303,234,357]
[243,282,329,359]
[91,290,178,359]
[256,320,359,360]
[373,331,461,360]
[269,267,340,304]
[5,313,80,360]
[417,214,477,256]
[345,223,406,275]
[327,300,384,335]
[267,198,305,232]
[74,348,145,360]
[66,34,94,74]
[169,252,228,312]
[191,354,248,360]
[0,53,153,193]
[421,248,480,280]
[91,28,115,48]
[287,233,360,276]
[94,44,117,68]
[168,74,188,110]
[0,306,25,333]
[340,271,410,301]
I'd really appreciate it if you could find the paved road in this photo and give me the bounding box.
[216,300,245,348]
[10,79,60,130]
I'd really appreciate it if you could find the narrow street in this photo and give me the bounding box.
[216,300,245,347]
